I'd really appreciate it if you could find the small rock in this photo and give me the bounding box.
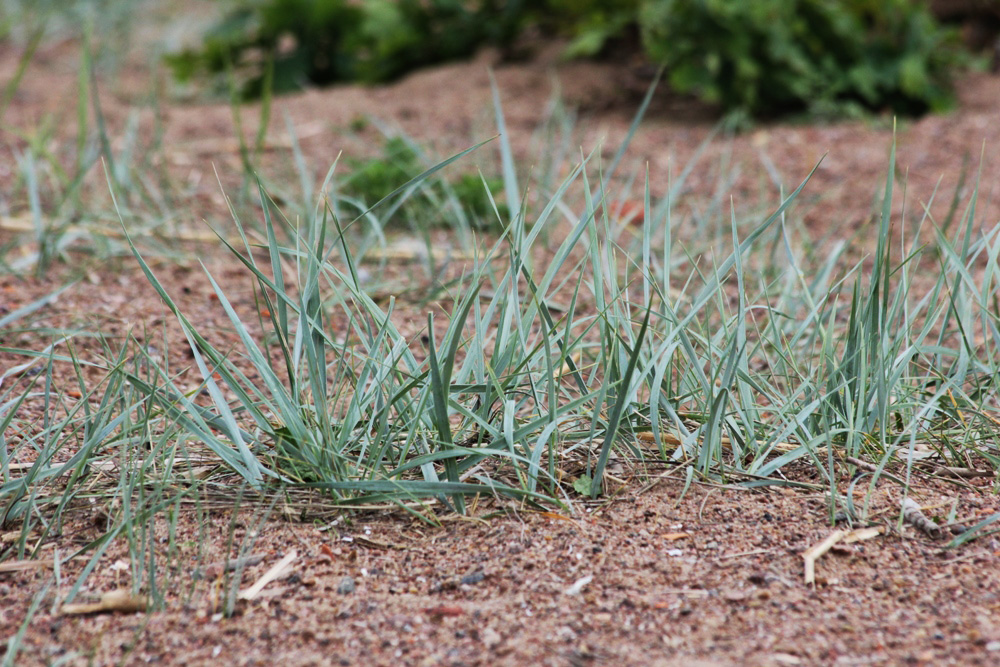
[985,641,1000,652]
[337,576,356,595]
[723,588,749,602]
[461,572,485,586]
[481,627,502,648]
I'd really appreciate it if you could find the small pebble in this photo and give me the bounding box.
[985,641,1000,652]
[337,576,356,595]
[461,572,485,586]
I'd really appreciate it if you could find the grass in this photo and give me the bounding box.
[1,9,1000,624]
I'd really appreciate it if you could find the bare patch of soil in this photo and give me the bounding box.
[2,473,998,666]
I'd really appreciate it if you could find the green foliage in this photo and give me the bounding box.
[572,474,593,496]
[344,138,421,203]
[170,0,965,120]
[167,0,639,94]
[343,137,507,228]
[640,0,963,119]
[451,172,507,220]
[535,0,641,58]
[167,0,525,96]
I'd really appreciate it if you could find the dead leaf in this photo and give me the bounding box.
[556,351,584,378]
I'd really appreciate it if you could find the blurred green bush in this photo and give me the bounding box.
[344,136,508,228]
[534,0,641,58]
[167,0,525,96]
[643,0,963,120]
[168,0,965,119]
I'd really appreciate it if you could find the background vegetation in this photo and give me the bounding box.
[168,0,969,119]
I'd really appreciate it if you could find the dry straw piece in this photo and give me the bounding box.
[803,527,883,584]
[238,550,298,601]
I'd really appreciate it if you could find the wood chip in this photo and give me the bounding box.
[424,605,464,618]
[61,590,147,615]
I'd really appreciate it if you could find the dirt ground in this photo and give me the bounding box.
[2,19,1000,667]
[1,471,998,667]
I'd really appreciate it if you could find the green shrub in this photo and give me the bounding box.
[535,0,642,57]
[167,0,525,96]
[343,137,507,228]
[640,0,963,119]
[169,0,964,120]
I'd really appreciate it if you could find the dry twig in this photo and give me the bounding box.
[803,530,846,585]
[802,526,882,584]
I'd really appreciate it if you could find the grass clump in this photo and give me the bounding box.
[119,135,579,511]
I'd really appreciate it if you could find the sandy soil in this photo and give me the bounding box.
[1,468,998,666]
[2,20,1000,667]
